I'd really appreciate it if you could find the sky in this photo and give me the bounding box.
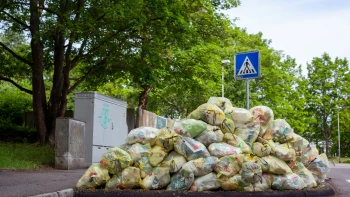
[223,0,350,73]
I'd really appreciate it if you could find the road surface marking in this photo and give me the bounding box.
[347,180,350,183]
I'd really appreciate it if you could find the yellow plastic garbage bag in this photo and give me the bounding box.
[167,168,195,191]
[271,173,306,190]
[221,174,242,190]
[224,133,251,154]
[127,143,151,162]
[220,118,236,134]
[187,103,226,126]
[272,143,296,161]
[260,155,293,174]
[155,127,177,152]
[182,156,218,177]
[160,151,187,173]
[250,106,274,134]
[241,162,263,184]
[173,119,207,138]
[253,173,273,192]
[225,107,253,128]
[174,136,210,160]
[288,160,317,188]
[118,143,132,152]
[195,125,224,147]
[134,156,153,178]
[207,97,233,113]
[234,122,260,147]
[119,167,141,189]
[263,119,294,143]
[190,172,222,191]
[208,142,242,158]
[307,153,330,185]
[126,127,160,146]
[105,173,122,191]
[100,147,133,174]
[148,145,168,166]
[141,167,171,190]
[244,154,259,163]
[214,155,243,181]
[252,142,271,157]
[76,163,110,189]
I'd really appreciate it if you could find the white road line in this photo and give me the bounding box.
[347,180,350,183]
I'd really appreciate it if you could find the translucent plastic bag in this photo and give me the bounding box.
[260,155,293,174]
[252,142,271,157]
[272,143,296,161]
[241,162,262,184]
[207,97,233,113]
[141,167,171,190]
[148,145,168,166]
[250,106,274,134]
[155,127,177,152]
[220,118,235,134]
[214,155,243,180]
[182,156,218,177]
[226,107,253,128]
[160,151,187,173]
[224,133,251,154]
[119,167,141,189]
[271,173,306,190]
[127,143,151,162]
[105,173,121,191]
[221,174,242,190]
[76,164,110,189]
[208,142,242,158]
[167,168,195,191]
[173,119,207,138]
[195,125,224,147]
[187,103,226,126]
[288,161,317,188]
[100,147,133,174]
[263,119,294,143]
[234,122,260,147]
[126,127,160,146]
[134,156,153,178]
[307,153,330,185]
[118,143,132,152]
[190,172,222,191]
[253,173,272,192]
[174,137,210,160]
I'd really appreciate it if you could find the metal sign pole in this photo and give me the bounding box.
[338,111,341,163]
[246,79,249,109]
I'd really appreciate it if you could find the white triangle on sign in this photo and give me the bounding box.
[237,56,257,75]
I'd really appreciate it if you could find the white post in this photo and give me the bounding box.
[338,111,341,163]
[221,60,230,98]
[222,64,224,97]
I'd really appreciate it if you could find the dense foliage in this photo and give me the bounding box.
[0,0,349,158]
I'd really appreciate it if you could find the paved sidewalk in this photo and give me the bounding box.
[0,168,86,197]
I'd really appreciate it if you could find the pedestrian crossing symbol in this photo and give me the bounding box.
[234,51,260,80]
[237,56,257,75]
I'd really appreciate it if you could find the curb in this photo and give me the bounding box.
[74,186,335,197]
[28,188,74,197]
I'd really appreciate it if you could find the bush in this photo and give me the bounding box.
[0,88,32,126]
[0,125,37,143]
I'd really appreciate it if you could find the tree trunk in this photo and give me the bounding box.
[138,85,152,109]
[30,0,47,144]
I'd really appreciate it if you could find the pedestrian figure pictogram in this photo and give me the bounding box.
[237,56,257,75]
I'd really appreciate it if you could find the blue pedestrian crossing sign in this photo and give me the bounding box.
[234,51,260,80]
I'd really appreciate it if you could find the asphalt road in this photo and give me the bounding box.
[327,163,350,197]
[0,168,86,197]
[0,163,348,197]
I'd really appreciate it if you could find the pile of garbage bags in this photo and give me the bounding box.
[76,97,330,192]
